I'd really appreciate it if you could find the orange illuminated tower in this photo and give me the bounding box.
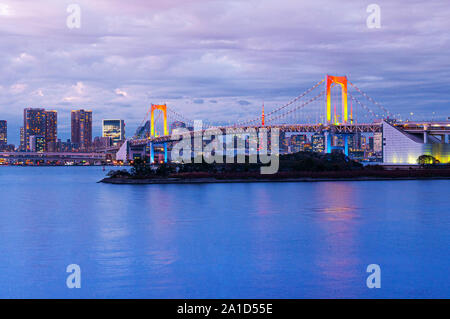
[150,104,168,137]
[326,75,349,124]
[262,102,265,126]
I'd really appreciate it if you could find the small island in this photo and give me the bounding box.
[99,152,450,184]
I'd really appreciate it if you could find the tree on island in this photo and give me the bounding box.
[417,154,439,165]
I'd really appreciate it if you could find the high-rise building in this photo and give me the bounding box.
[71,110,93,150]
[102,119,125,146]
[24,108,47,151]
[45,110,57,150]
[19,127,25,151]
[0,120,6,145]
[312,134,325,153]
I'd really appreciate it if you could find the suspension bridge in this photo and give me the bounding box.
[119,75,450,164]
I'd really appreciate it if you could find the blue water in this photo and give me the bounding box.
[0,167,448,298]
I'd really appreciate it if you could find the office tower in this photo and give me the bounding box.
[71,110,93,150]
[24,108,47,151]
[45,110,57,150]
[312,134,325,153]
[102,119,125,146]
[0,120,6,145]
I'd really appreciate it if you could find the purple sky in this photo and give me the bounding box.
[0,0,449,144]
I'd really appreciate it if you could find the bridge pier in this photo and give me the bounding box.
[164,142,168,163]
[344,135,349,156]
[325,131,332,154]
[149,142,154,163]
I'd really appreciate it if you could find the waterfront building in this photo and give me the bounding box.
[24,108,47,151]
[102,119,125,146]
[382,120,450,164]
[0,120,6,145]
[71,110,92,150]
[311,134,325,153]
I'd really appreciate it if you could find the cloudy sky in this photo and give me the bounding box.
[0,0,449,144]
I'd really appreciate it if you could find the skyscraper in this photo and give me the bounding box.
[102,119,125,146]
[19,127,24,151]
[71,110,93,150]
[24,108,47,151]
[23,108,58,152]
[45,110,57,150]
[0,120,6,145]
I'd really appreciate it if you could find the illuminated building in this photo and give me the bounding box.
[45,110,57,150]
[19,127,25,151]
[382,120,450,164]
[24,108,47,151]
[71,110,92,150]
[290,134,307,153]
[312,134,325,153]
[29,135,46,153]
[0,120,6,145]
[302,143,312,152]
[102,119,125,146]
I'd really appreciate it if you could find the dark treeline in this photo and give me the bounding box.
[108,152,370,179]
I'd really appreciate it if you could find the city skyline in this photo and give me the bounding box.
[0,0,449,145]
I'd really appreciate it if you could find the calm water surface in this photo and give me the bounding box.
[0,167,448,298]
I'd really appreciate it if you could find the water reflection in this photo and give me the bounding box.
[0,168,449,298]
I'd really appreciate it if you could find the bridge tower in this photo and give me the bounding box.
[150,104,168,137]
[326,75,350,124]
[149,104,169,164]
[262,102,265,126]
[325,75,351,156]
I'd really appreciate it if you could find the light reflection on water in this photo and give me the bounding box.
[0,167,449,298]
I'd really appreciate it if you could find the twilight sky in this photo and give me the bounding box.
[0,0,449,144]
